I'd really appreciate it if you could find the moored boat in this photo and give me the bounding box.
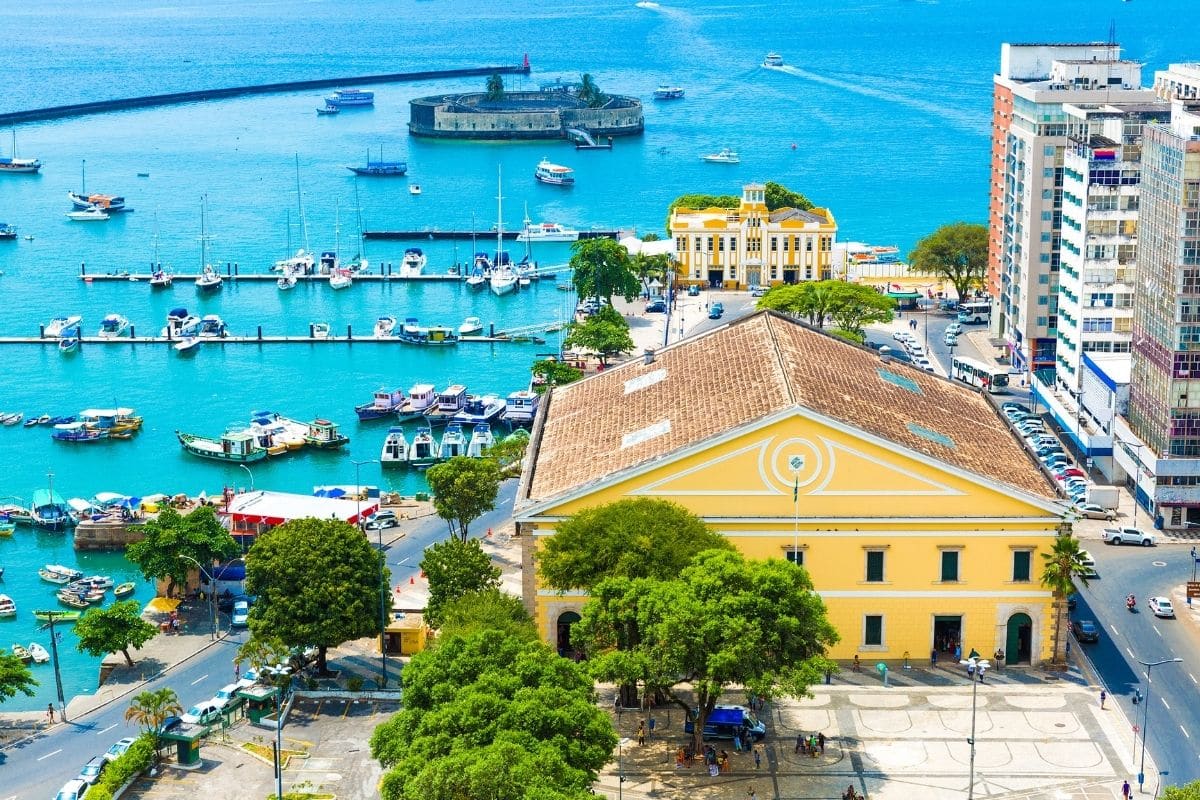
[325,88,375,107]
[11,644,32,663]
[329,268,353,290]
[58,334,80,354]
[32,489,73,531]
[28,643,50,664]
[272,249,314,275]
[113,582,136,598]
[177,430,268,463]
[439,423,468,459]
[373,316,397,339]
[0,519,14,537]
[399,248,426,277]
[33,609,82,622]
[468,422,495,458]
[534,158,575,186]
[396,383,437,421]
[311,322,331,339]
[423,385,469,427]
[356,387,407,421]
[701,147,740,164]
[304,419,350,449]
[56,592,89,610]
[79,407,143,433]
[653,85,685,99]
[380,427,409,466]
[198,315,226,338]
[407,426,441,468]
[0,131,41,173]
[45,315,83,338]
[516,221,580,242]
[0,412,23,426]
[0,594,15,618]
[458,316,484,336]
[398,318,459,346]
[277,268,298,290]
[348,147,406,176]
[149,268,173,288]
[195,265,222,290]
[489,264,518,296]
[97,314,130,339]
[174,336,201,353]
[453,394,506,425]
[51,423,107,443]
[41,564,83,584]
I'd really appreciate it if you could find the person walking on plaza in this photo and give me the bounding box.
[1122,779,1132,799]
[754,747,761,769]
[796,733,805,754]
[818,731,827,754]
[1100,689,1107,710]
[637,720,645,746]
[46,703,55,724]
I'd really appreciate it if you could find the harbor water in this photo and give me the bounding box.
[0,0,1194,709]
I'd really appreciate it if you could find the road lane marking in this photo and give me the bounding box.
[37,748,62,761]
[1161,697,1171,710]
[1126,647,1136,660]
[190,673,208,685]
[1191,673,1198,685]
[96,723,117,736]
[1154,626,1163,637]
[1182,725,1192,739]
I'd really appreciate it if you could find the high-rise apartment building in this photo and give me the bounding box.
[989,43,1154,379]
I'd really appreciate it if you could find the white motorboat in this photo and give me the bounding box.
[453,394,506,425]
[409,184,422,196]
[458,316,484,336]
[534,158,575,186]
[97,314,130,339]
[149,268,173,288]
[701,148,740,164]
[653,85,685,100]
[0,594,15,618]
[439,423,468,459]
[329,269,352,290]
[28,642,50,663]
[490,265,518,296]
[380,427,409,466]
[763,52,784,67]
[408,426,441,467]
[174,336,201,353]
[198,315,226,338]
[161,308,200,338]
[311,322,331,339]
[277,267,298,290]
[516,221,580,242]
[465,270,487,289]
[373,315,397,338]
[500,390,540,425]
[468,422,495,458]
[45,315,84,338]
[272,249,314,275]
[195,265,222,290]
[399,248,427,277]
[66,206,109,222]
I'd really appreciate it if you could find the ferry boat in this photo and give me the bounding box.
[398,318,459,346]
[399,248,427,277]
[356,387,407,421]
[501,390,541,426]
[347,147,406,176]
[534,158,575,186]
[439,423,469,459]
[97,314,130,339]
[468,423,495,458]
[396,383,437,421]
[380,427,409,466]
[0,223,17,239]
[423,385,469,427]
[516,221,580,242]
[453,394,506,426]
[177,430,267,463]
[407,426,441,468]
[653,85,685,100]
[304,419,350,449]
[701,148,740,164]
[373,315,397,338]
[325,88,375,107]
[0,131,41,173]
[762,52,784,67]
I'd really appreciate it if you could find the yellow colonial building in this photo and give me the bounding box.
[670,183,838,289]
[516,311,1069,667]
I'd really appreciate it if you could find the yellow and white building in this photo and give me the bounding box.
[516,311,1068,666]
[669,183,838,289]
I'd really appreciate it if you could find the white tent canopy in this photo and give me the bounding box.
[619,236,674,258]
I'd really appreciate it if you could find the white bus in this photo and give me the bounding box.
[956,301,991,325]
[951,356,1010,394]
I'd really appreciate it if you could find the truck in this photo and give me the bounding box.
[1101,527,1157,547]
[1085,485,1120,510]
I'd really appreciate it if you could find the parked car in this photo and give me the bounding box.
[231,600,250,629]
[158,715,183,736]
[1102,527,1157,547]
[103,736,138,764]
[1001,401,1028,413]
[683,705,766,741]
[893,330,911,342]
[708,302,725,320]
[1056,467,1087,479]
[687,284,701,296]
[1078,551,1098,578]
[1148,596,1175,618]
[54,779,89,800]
[211,683,242,710]
[181,700,224,726]
[749,285,766,297]
[1071,619,1100,643]
[1074,502,1116,521]
[77,756,107,786]
[645,299,667,313]
[878,346,912,363]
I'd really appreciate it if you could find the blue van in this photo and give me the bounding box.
[683,705,766,741]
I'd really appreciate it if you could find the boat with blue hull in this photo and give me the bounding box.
[348,147,406,176]
[356,387,407,421]
[31,488,73,531]
[325,88,375,107]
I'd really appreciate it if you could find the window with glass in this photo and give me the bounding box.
[1012,550,1032,582]
[940,550,960,582]
[865,550,884,582]
[863,615,883,647]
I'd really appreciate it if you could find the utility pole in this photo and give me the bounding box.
[39,611,68,721]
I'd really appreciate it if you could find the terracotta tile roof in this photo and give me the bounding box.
[523,311,1055,505]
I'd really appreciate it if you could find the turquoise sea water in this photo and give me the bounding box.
[0,0,1194,709]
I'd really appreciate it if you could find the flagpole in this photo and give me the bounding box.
[789,456,804,564]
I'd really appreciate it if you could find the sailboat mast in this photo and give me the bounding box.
[200,195,207,269]
[295,154,309,253]
[496,166,504,258]
[334,197,341,261]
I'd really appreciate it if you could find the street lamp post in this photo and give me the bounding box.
[239,464,254,492]
[617,737,630,800]
[1136,657,1182,793]
[352,458,387,688]
[959,650,991,800]
[178,554,215,640]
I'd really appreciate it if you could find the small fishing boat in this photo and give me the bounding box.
[78,408,142,433]
[28,643,50,664]
[454,394,506,426]
[396,383,437,421]
[458,316,484,336]
[409,184,422,195]
[56,592,90,610]
[329,269,352,290]
[177,430,268,463]
[68,159,126,212]
[311,322,331,339]
[149,268,173,288]
[45,315,83,338]
[0,412,23,425]
[316,104,339,115]
[380,426,409,466]
[468,422,495,458]
[0,594,15,618]
[82,575,114,589]
[174,336,201,353]
[356,387,407,421]
[701,148,740,164]
[113,582,135,598]
[11,644,32,663]
[440,423,469,459]
[35,415,52,425]
[32,490,74,531]
[33,609,81,622]
[97,314,130,338]
[0,520,14,537]
[40,564,82,584]
[65,206,110,222]
[304,419,350,449]
[23,416,39,428]
[195,265,222,290]
[58,334,80,354]
[399,248,426,277]
[51,423,107,443]
[653,85,685,100]
[198,315,226,338]
[277,268,298,290]
[534,158,575,186]
[347,147,406,176]
[407,426,441,468]
[0,504,32,523]
[373,315,397,338]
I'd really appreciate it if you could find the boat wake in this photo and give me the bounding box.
[769,64,986,136]
[634,1,660,7]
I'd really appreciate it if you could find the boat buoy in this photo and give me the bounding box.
[791,143,797,150]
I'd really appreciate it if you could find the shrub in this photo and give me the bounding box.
[414,492,429,502]
[86,787,114,800]
[93,733,156,796]
[346,675,364,692]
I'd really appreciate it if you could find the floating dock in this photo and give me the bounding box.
[77,262,570,283]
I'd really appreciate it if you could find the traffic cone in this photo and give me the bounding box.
[409,576,414,585]
[487,527,492,537]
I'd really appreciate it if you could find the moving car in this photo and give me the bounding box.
[645,299,667,313]
[708,302,725,320]
[1078,551,1098,578]
[1148,596,1175,618]
[943,332,958,346]
[750,285,766,297]
[1070,619,1100,643]
[231,600,250,628]
[1073,502,1115,521]
[946,322,964,336]
[687,284,700,296]
[1102,527,1156,547]
[364,515,400,531]
[103,736,138,764]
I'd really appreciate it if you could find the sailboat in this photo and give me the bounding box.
[327,198,352,289]
[489,168,518,297]
[194,197,222,291]
[148,215,173,287]
[272,162,315,275]
[0,130,42,174]
[68,159,126,212]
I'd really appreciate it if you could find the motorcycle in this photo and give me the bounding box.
[1126,596,1136,612]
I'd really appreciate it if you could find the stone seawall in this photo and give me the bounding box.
[74,518,146,551]
[409,91,644,140]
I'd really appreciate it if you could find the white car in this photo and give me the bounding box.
[181,700,223,726]
[211,683,242,710]
[1148,596,1175,618]
[944,332,958,346]
[103,736,137,764]
[54,779,89,800]
[946,322,964,336]
[231,600,250,628]
[1102,527,1156,547]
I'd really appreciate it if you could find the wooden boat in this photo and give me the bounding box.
[304,419,350,449]
[28,643,50,664]
[0,594,15,618]
[0,520,14,537]
[33,609,81,623]
[113,582,136,598]
[12,644,32,663]
[57,592,90,610]
[347,147,407,177]
[177,430,268,463]
[39,566,77,585]
[356,387,407,421]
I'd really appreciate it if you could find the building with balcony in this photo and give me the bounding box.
[669,183,837,289]
[1154,63,1200,101]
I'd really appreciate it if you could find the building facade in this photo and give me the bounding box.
[670,184,837,289]
[988,43,1154,379]
[516,312,1067,666]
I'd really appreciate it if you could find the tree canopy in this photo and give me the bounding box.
[125,687,181,757]
[575,548,838,752]
[907,222,988,302]
[424,456,503,540]
[125,506,240,598]
[439,589,537,642]
[245,517,387,673]
[665,182,814,232]
[484,432,529,478]
[763,181,815,211]
[75,600,159,667]
[531,358,583,394]
[538,498,732,591]
[562,306,634,366]
[0,652,37,703]
[1041,529,1091,666]
[1163,781,1200,800]
[420,538,501,628]
[485,73,505,101]
[576,73,606,108]
[569,238,640,303]
[757,279,894,338]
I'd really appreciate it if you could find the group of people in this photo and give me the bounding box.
[795,731,826,756]
[843,784,865,800]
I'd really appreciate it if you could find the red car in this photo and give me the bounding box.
[1055,468,1086,480]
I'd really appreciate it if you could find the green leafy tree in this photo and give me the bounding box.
[757,281,835,327]
[0,652,38,703]
[563,306,634,366]
[245,518,387,674]
[908,222,988,302]
[1163,781,1200,800]
[75,600,159,667]
[531,358,583,395]
[1040,529,1091,666]
[631,251,670,295]
[576,73,606,108]
[484,434,528,477]
[666,193,738,232]
[485,73,505,102]
[575,548,838,753]
[439,589,537,641]
[420,538,501,628]
[424,455,502,541]
[827,282,897,336]
[569,237,640,303]
[763,181,815,211]
[124,687,181,757]
[235,633,294,687]
[125,506,239,598]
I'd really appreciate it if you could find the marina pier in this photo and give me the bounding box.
[362,229,620,240]
[77,263,571,283]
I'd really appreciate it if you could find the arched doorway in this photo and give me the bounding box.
[556,611,581,660]
[1005,613,1032,664]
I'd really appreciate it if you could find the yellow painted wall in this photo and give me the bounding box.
[524,410,1060,665]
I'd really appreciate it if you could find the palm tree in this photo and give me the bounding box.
[1040,529,1091,667]
[126,687,182,757]
[578,73,605,107]
[484,73,505,102]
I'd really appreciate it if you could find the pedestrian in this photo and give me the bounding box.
[954,643,961,661]
[1122,779,1132,799]
[810,735,819,757]
[754,747,761,770]
[46,703,55,724]
[234,662,240,681]
[1100,689,1107,709]
[648,716,655,740]
[748,790,758,800]
[978,664,987,684]
[853,654,861,672]
[170,616,180,634]
[796,733,805,754]
[818,731,826,754]
[637,720,645,746]
[931,649,938,667]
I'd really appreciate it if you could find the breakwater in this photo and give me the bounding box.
[0,63,532,125]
